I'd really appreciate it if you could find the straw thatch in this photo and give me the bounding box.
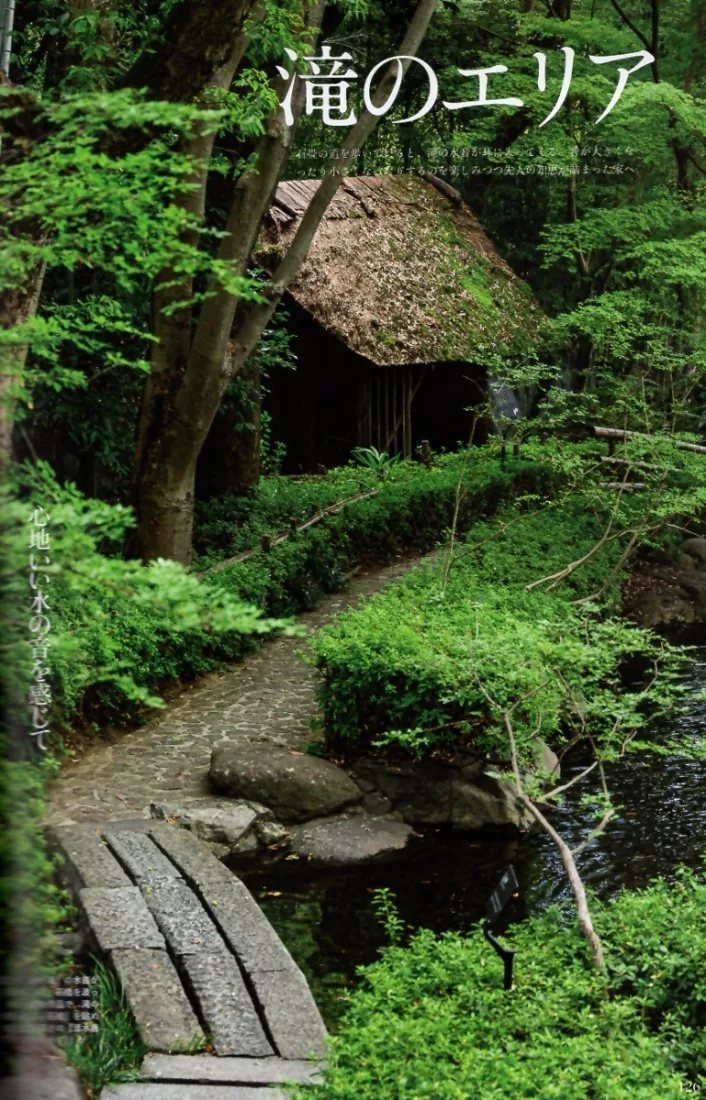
[258,174,542,368]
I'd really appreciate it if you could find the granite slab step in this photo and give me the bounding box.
[183,952,273,1057]
[47,825,132,890]
[100,1087,287,1100]
[149,825,235,888]
[79,887,165,951]
[104,829,182,883]
[110,949,204,1052]
[141,1054,323,1085]
[248,967,327,1060]
[199,881,296,973]
[142,879,227,957]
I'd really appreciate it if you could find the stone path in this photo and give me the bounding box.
[47,555,427,1097]
[46,556,419,827]
[50,820,327,1098]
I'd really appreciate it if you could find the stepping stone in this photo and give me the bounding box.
[142,1053,323,1085]
[200,881,296,972]
[100,1087,288,1100]
[209,743,362,824]
[48,825,131,890]
[291,812,413,864]
[249,967,327,1059]
[79,888,165,951]
[151,801,257,848]
[149,825,235,888]
[142,879,227,957]
[104,830,181,884]
[182,953,273,1057]
[110,949,203,1053]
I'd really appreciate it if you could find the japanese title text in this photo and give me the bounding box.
[278,46,654,128]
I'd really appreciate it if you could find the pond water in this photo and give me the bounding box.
[242,650,706,1028]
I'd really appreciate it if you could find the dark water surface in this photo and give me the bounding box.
[242,651,706,1027]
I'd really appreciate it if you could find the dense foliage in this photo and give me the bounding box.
[34,447,545,728]
[2,0,706,1085]
[295,869,706,1100]
[311,444,692,764]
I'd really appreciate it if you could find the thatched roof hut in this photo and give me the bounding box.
[257,174,541,468]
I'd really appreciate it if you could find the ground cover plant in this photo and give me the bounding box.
[310,489,685,762]
[63,960,148,1095]
[293,869,706,1100]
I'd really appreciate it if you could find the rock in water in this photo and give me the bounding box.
[209,742,363,824]
[292,813,413,864]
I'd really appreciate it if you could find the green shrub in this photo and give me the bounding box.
[310,500,668,760]
[200,449,559,620]
[33,443,630,728]
[295,873,706,1100]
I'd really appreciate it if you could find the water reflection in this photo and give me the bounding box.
[243,652,706,1027]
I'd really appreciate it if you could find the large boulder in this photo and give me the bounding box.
[629,588,697,629]
[209,743,363,824]
[683,538,706,564]
[291,813,413,864]
[350,757,532,830]
[448,774,530,830]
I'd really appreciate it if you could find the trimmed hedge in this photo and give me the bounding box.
[198,450,560,615]
[293,870,706,1100]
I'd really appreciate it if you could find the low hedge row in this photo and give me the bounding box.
[310,498,661,761]
[53,448,559,727]
[295,870,706,1100]
[199,450,559,615]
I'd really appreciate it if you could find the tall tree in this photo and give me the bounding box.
[0,0,260,477]
[129,0,441,565]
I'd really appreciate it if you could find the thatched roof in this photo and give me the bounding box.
[257,174,542,368]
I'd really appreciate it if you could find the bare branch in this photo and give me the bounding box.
[538,761,598,802]
[501,709,605,969]
[571,809,616,857]
[524,528,625,592]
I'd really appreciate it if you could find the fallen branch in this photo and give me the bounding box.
[600,456,657,471]
[573,529,640,606]
[594,425,706,455]
[599,481,647,491]
[196,488,380,579]
[525,528,626,592]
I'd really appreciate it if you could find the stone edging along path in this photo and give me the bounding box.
[45,556,421,828]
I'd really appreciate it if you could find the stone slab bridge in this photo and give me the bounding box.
[50,820,327,1099]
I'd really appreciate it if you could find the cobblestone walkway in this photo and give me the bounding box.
[46,556,420,827]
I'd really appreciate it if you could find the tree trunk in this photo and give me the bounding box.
[132,0,441,564]
[196,358,261,498]
[0,259,47,476]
